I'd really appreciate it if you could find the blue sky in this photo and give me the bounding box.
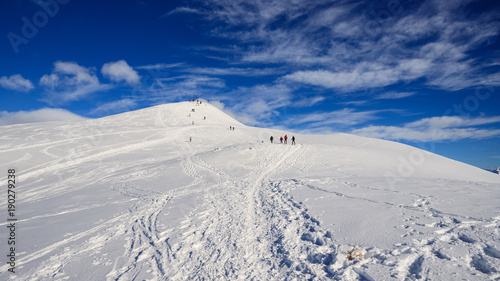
[1,0,500,169]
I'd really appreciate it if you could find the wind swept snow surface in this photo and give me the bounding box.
[1,102,500,280]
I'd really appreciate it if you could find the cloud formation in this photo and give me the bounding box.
[40,61,112,105]
[352,116,500,142]
[90,99,137,115]
[0,108,86,126]
[188,67,282,77]
[192,0,499,91]
[283,60,430,92]
[163,6,203,17]
[216,84,292,126]
[136,63,184,70]
[0,74,34,92]
[375,92,416,100]
[101,60,141,86]
[288,108,381,130]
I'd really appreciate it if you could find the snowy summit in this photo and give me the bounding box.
[1,101,500,280]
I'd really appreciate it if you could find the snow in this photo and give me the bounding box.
[1,101,499,280]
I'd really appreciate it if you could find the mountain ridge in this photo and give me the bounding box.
[1,101,499,280]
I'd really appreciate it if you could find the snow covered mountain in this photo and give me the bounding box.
[1,101,499,280]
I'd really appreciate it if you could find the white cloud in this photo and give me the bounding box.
[291,96,326,107]
[212,85,372,128]
[288,108,381,129]
[40,61,112,105]
[376,92,416,99]
[406,116,500,129]
[175,76,226,89]
[339,100,369,106]
[284,68,395,91]
[209,100,242,121]
[187,67,281,77]
[90,99,137,115]
[163,7,203,17]
[353,126,500,142]
[136,63,184,70]
[101,60,141,86]
[210,100,226,112]
[39,73,59,89]
[283,59,431,92]
[352,116,500,142]
[122,70,233,108]
[190,0,500,91]
[0,108,87,126]
[0,74,34,92]
[216,84,292,126]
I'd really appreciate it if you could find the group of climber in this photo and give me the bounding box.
[189,99,207,141]
[189,97,202,105]
[187,100,296,146]
[270,134,295,145]
[189,99,207,126]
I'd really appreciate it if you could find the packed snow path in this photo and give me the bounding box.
[107,143,342,280]
[1,102,499,280]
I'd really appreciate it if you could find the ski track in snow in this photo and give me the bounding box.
[108,143,339,280]
[2,103,499,281]
[100,142,368,281]
[12,141,497,281]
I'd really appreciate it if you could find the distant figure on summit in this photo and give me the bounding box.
[292,136,295,145]
[270,136,274,143]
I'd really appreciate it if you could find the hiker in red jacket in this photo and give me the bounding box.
[280,136,283,143]
[284,135,288,144]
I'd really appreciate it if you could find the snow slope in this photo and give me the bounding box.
[1,101,499,280]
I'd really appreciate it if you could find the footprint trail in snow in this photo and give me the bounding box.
[1,102,499,281]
